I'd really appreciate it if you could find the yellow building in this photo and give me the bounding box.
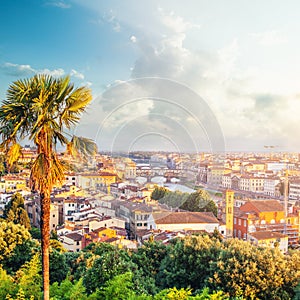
[225,190,234,238]
[2,175,27,193]
[79,172,117,193]
[248,231,288,253]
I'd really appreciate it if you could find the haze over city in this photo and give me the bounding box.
[1,0,300,152]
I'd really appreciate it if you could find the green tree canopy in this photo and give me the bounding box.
[158,235,300,299]
[0,220,31,261]
[83,244,136,294]
[3,193,31,230]
[151,186,169,201]
[180,190,217,216]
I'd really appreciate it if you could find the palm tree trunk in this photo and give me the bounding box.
[40,191,50,300]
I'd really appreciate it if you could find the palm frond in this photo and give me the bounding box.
[7,142,22,167]
[30,152,66,191]
[67,136,97,158]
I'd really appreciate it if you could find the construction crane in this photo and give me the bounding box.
[263,145,280,160]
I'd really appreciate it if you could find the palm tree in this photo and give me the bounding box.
[0,74,97,300]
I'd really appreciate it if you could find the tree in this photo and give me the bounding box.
[0,74,97,300]
[0,220,31,261]
[209,239,300,299]
[97,272,136,300]
[2,239,37,274]
[132,241,168,287]
[180,190,217,216]
[14,253,42,299]
[3,193,31,229]
[0,266,15,299]
[158,235,300,299]
[157,235,222,291]
[151,186,169,200]
[49,249,68,284]
[83,245,136,294]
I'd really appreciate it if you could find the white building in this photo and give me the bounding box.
[264,177,280,197]
[289,180,300,200]
[148,211,219,232]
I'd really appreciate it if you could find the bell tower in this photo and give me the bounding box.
[225,190,234,238]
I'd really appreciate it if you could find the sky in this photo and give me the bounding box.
[0,0,300,153]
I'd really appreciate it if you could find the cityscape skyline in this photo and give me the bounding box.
[1,1,300,152]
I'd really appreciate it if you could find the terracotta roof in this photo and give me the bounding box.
[154,211,219,224]
[249,231,287,240]
[241,200,283,212]
[65,232,83,241]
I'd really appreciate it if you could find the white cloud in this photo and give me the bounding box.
[71,1,300,151]
[130,35,137,43]
[45,1,71,9]
[102,10,300,151]
[1,62,35,76]
[38,68,65,77]
[1,62,68,78]
[250,30,288,46]
[70,69,85,80]
[105,10,121,32]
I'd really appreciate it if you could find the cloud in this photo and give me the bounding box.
[70,69,85,80]
[38,68,65,77]
[0,63,91,81]
[130,35,137,43]
[45,1,71,9]
[250,30,288,46]
[1,62,35,76]
[72,2,300,151]
[104,10,121,32]
[94,9,300,151]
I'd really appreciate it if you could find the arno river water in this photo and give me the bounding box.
[136,176,195,193]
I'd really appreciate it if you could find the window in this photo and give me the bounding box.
[143,223,147,226]
[244,220,247,227]
[137,223,142,227]
[234,218,236,225]
[238,219,241,226]
[76,241,80,245]
[53,214,55,218]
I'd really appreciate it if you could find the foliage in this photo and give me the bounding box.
[151,186,169,200]
[64,252,86,281]
[158,190,189,208]
[2,239,37,274]
[154,287,192,299]
[0,220,31,261]
[151,186,191,208]
[0,74,97,299]
[97,272,136,299]
[3,193,31,230]
[132,241,168,285]
[30,227,41,240]
[14,253,42,299]
[158,235,300,299]
[158,235,222,291]
[50,278,87,300]
[180,190,217,216]
[83,244,136,294]
[49,249,68,284]
[209,238,300,299]
[0,266,15,299]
